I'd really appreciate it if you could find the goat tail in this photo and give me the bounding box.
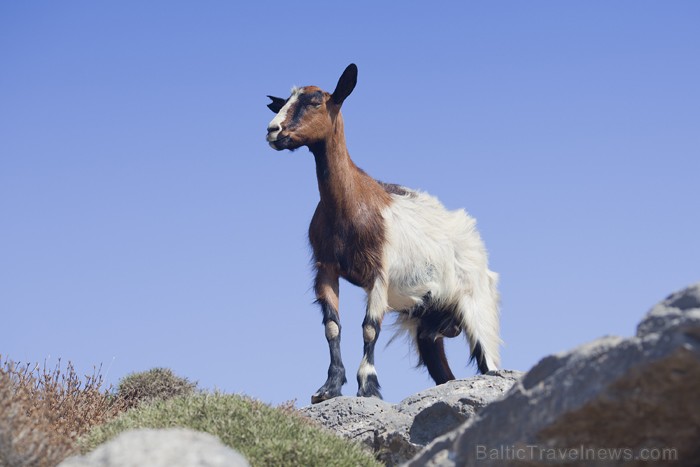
[458,269,502,374]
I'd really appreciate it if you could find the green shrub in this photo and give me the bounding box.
[117,368,197,408]
[81,393,381,467]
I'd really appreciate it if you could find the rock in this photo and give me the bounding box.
[407,282,700,467]
[398,371,522,446]
[59,428,249,467]
[299,370,522,466]
[637,282,700,336]
[299,396,415,466]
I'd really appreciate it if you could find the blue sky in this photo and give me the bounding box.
[2,2,698,405]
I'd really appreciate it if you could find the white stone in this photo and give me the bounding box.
[59,428,249,467]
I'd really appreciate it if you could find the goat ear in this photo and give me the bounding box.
[267,95,287,113]
[331,63,358,105]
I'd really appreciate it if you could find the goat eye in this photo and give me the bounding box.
[306,93,324,107]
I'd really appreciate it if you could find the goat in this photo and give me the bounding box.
[266,64,501,404]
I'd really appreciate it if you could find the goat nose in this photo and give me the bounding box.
[267,124,281,134]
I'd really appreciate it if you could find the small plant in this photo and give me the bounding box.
[81,393,381,467]
[117,367,197,408]
[0,356,127,467]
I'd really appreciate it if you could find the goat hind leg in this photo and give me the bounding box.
[417,333,456,385]
[414,305,458,384]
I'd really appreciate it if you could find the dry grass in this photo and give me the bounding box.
[117,367,197,409]
[0,356,127,467]
[1,361,382,467]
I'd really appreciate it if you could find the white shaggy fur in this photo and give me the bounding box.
[381,188,501,370]
[357,356,378,391]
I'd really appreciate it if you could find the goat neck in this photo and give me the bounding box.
[308,112,387,214]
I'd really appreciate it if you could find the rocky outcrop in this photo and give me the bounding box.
[59,428,249,467]
[300,370,522,466]
[57,284,699,467]
[407,282,700,466]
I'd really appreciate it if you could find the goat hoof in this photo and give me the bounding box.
[357,386,383,400]
[311,388,341,404]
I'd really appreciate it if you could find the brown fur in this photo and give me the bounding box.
[281,86,332,144]
[307,104,391,291]
[313,263,339,311]
[273,84,391,295]
[267,66,412,401]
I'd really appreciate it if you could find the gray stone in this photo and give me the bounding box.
[59,428,249,467]
[300,396,414,466]
[406,282,700,467]
[299,370,521,466]
[398,370,522,447]
[300,395,415,466]
[637,282,700,336]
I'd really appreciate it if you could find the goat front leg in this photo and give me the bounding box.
[357,276,388,399]
[311,267,346,404]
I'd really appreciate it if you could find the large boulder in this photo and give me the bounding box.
[407,283,700,467]
[59,428,249,467]
[300,370,522,466]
